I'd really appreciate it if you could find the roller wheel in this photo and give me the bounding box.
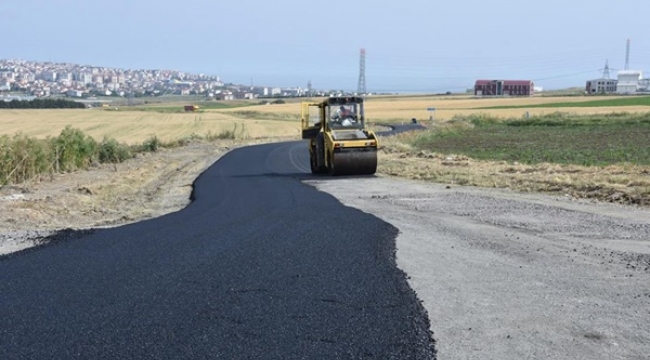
[328,150,377,176]
[310,150,327,174]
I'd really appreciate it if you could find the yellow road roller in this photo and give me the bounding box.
[301,96,378,175]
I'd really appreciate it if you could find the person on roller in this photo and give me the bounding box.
[338,105,354,119]
[334,105,356,127]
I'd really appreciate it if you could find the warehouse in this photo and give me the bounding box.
[474,80,534,96]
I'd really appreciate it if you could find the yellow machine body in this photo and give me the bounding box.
[301,96,378,175]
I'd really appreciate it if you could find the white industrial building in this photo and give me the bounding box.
[616,70,643,94]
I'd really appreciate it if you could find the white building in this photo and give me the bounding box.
[616,70,642,94]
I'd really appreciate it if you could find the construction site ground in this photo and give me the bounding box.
[1,139,649,359]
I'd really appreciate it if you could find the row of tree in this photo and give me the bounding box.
[0,98,86,109]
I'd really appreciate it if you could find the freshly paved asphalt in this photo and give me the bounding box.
[0,128,435,359]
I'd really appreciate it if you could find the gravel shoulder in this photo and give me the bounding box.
[308,177,650,360]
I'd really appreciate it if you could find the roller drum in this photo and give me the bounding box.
[329,149,377,176]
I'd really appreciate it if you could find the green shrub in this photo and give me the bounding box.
[98,137,132,163]
[51,125,97,172]
[140,135,161,152]
[0,134,53,184]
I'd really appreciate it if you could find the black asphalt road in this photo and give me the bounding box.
[0,134,435,359]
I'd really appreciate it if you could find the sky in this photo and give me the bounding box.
[3,0,649,93]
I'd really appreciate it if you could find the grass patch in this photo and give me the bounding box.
[408,112,650,167]
[476,96,650,109]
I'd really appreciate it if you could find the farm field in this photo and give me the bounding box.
[362,95,650,122]
[2,95,649,144]
[215,95,650,123]
[379,111,650,205]
[0,108,301,144]
[407,113,650,166]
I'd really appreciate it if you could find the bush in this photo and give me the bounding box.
[0,134,52,184]
[51,126,97,172]
[140,135,161,152]
[98,137,132,163]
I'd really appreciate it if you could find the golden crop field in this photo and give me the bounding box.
[362,95,650,122]
[1,95,648,144]
[217,95,650,123]
[0,109,302,144]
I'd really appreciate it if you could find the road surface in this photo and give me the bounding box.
[0,140,436,359]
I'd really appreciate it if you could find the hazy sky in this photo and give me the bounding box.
[3,0,649,92]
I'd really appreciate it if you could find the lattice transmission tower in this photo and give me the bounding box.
[357,48,366,95]
[602,60,610,79]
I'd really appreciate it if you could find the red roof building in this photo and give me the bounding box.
[474,80,534,96]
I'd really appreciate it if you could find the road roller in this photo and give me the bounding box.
[301,96,378,176]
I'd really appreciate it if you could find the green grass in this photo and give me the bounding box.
[475,96,650,110]
[409,112,650,166]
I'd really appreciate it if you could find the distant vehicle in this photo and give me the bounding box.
[184,105,199,112]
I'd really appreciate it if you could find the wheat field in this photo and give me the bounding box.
[0,109,302,144]
[216,95,650,123]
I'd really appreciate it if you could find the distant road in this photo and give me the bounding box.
[0,135,435,359]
